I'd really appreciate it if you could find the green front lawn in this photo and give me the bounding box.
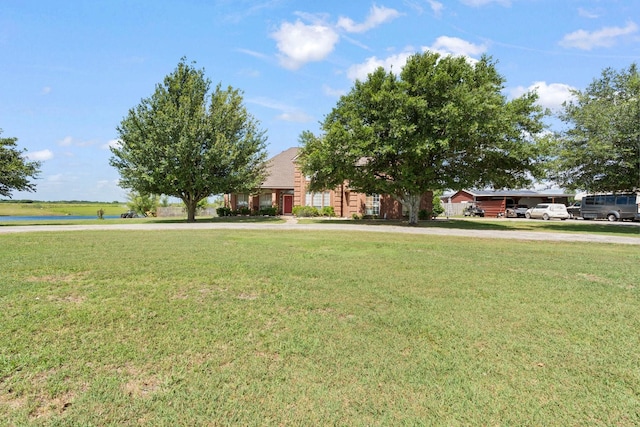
[1,230,639,425]
[0,201,125,217]
[299,216,640,237]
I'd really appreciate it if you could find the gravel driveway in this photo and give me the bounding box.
[2,220,639,245]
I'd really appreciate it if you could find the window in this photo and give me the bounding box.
[236,194,249,207]
[616,195,630,205]
[305,191,331,209]
[260,193,273,208]
[365,194,380,216]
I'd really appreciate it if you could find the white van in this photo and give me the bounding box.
[525,203,570,220]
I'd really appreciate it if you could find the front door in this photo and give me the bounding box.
[283,195,293,215]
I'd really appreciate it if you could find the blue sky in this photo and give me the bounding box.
[2,0,639,201]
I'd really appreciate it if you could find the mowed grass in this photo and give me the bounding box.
[1,230,639,425]
[299,217,640,237]
[0,202,125,217]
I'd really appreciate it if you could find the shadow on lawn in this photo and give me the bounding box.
[147,216,285,224]
[522,220,640,236]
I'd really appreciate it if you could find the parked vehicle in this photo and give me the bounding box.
[566,201,582,218]
[463,205,485,217]
[120,210,140,218]
[506,204,529,218]
[580,193,639,222]
[525,203,569,220]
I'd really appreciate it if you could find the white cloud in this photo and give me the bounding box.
[336,5,401,33]
[427,0,444,17]
[41,86,52,95]
[250,97,293,111]
[58,136,74,146]
[346,36,486,82]
[510,81,577,111]
[271,6,401,70]
[559,21,638,50]
[102,139,122,150]
[276,111,314,123]
[427,36,487,57]
[57,136,97,148]
[460,0,511,6]
[271,20,340,70]
[237,48,269,60]
[346,51,414,81]
[26,149,54,161]
[322,84,346,98]
[249,97,313,123]
[404,1,425,14]
[578,8,600,19]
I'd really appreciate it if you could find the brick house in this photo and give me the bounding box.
[225,147,298,215]
[226,147,433,219]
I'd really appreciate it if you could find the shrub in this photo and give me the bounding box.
[321,206,335,217]
[259,206,277,216]
[352,213,362,220]
[292,206,320,217]
[238,206,251,216]
[216,206,232,217]
[418,209,431,220]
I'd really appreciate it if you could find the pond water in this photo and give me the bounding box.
[0,215,120,221]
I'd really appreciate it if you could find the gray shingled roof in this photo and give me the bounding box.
[260,147,299,189]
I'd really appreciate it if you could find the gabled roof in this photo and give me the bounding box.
[260,147,299,189]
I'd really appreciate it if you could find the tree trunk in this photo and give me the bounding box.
[405,193,422,226]
[183,197,198,222]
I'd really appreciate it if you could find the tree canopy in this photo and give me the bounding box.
[0,130,41,198]
[110,59,268,222]
[551,63,640,193]
[298,52,547,224]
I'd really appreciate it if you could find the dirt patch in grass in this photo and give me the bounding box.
[0,370,78,421]
[577,272,608,283]
[105,364,164,399]
[30,391,75,420]
[121,378,162,398]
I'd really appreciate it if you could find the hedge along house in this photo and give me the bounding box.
[226,147,433,219]
[446,189,572,218]
[294,163,433,219]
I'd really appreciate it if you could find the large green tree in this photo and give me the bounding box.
[298,52,546,224]
[110,59,268,222]
[0,130,41,198]
[552,63,640,192]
